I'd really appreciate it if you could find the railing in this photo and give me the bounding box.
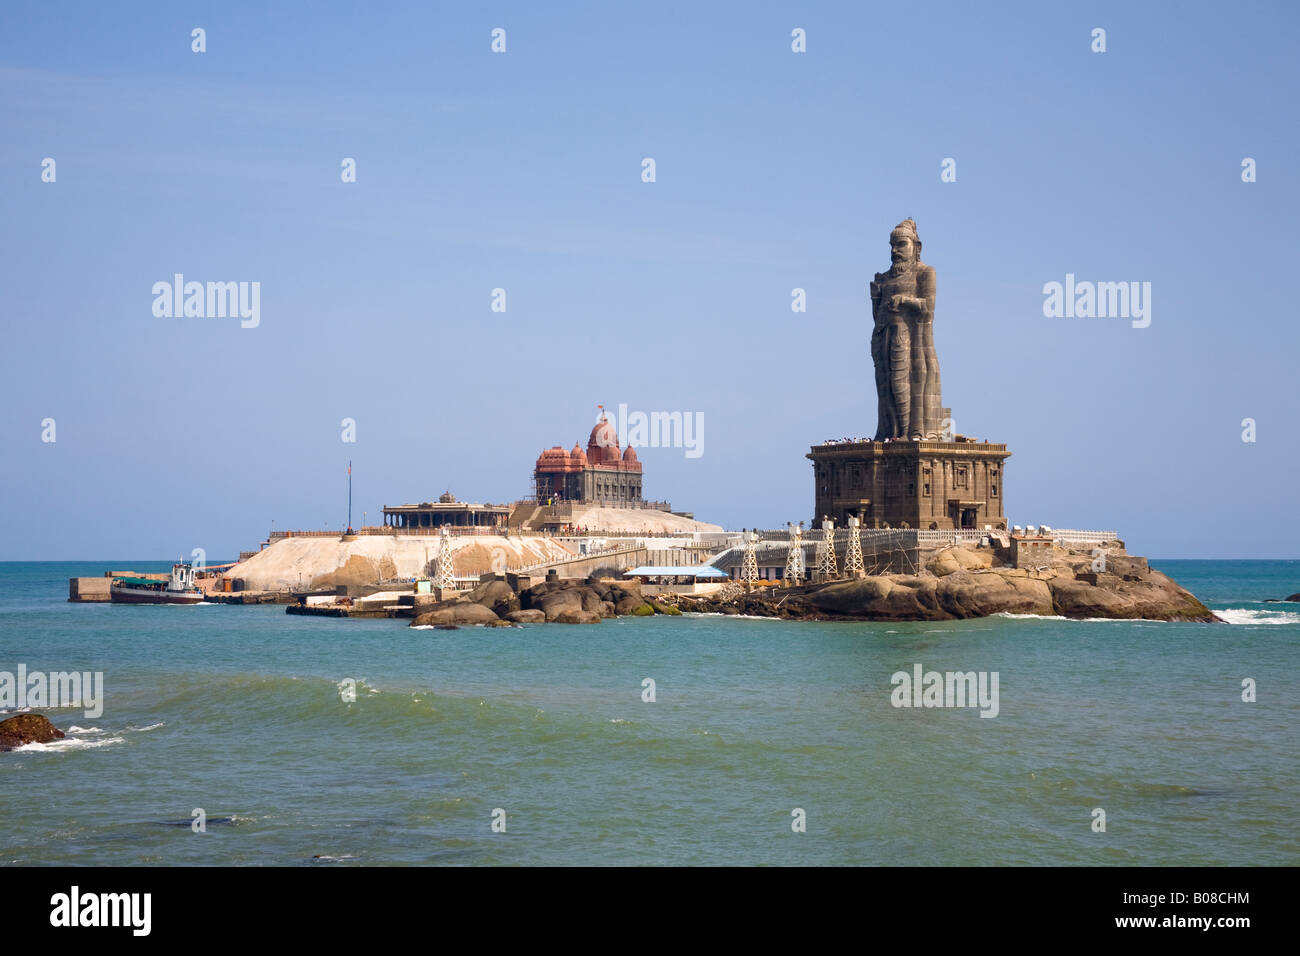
[914,528,1117,545]
[1048,529,1118,544]
[534,499,674,512]
[268,526,506,540]
[757,528,920,543]
[811,439,1009,452]
[916,529,992,545]
[552,529,725,540]
[366,526,504,536]
[265,526,727,544]
[511,543,645,575]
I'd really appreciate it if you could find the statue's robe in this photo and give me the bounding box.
[872,260,941,439]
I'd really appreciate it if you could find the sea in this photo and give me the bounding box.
[1,560,1296,866]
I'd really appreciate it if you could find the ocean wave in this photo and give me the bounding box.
[1216,608,1300,626]
[682,612,786,621]
[13,735,125,753]
[159,814,242,827]
[4,700,98,710]
[130,722,165,732]
[993,612,1171,623]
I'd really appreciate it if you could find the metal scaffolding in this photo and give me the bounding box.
[816,518,838,578]
[784,523,805,583]
[739,530,759,587]
[433,524,456,590]
[843,515,865,576]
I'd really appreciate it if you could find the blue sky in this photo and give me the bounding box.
[2,1,1297,560]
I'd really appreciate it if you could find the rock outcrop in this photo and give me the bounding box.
[410,575,657,627]
[412,601,502,626]
[505,609,546,624]
[680,543,1217,623]
[0,714,65,751]
[409,543,1214,626]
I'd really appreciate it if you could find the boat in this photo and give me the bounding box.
[110,563,204,604]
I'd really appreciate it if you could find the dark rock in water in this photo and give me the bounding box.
[1284,593,1300,603]
[433,623,460,630]
[465,579,521,617]
[411,601,501,626]
[159,816,237,827]
[521,581,606,622]
[552,608,602,624]
[505,609,546,624]
[0,713,65,751]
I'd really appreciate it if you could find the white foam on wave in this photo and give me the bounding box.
[131,722,165,732]
[14,735,125,753]
[683,612,784,621]
[993,612,1172,624]
[1216,607,1300,626]
[66,725,105,734]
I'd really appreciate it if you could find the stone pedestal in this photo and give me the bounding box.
[807,439,1010,531]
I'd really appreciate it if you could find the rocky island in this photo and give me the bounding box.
[402,536,1215,628]
[104,219,1214,630]
[404,219,1215,628]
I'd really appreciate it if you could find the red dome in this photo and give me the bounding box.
[537,445,582,472]
[622,445,638,463]
[587,415,621,464]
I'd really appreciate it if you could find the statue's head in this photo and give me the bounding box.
[889,218,921,265]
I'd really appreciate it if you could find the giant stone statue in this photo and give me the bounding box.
[870,219,944,441]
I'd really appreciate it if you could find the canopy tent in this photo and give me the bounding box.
[623,566,729,579]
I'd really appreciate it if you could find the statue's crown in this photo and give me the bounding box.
[890,218,918,239]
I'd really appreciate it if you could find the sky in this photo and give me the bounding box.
[1,1,1297,560]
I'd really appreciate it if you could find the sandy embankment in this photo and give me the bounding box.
[560,508,722,533]
[227,535,578,592]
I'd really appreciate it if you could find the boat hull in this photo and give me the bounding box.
[110,586,203,605]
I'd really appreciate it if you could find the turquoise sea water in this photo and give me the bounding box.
[1,560,1297,866]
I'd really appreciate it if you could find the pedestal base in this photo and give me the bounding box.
[807,439,1010,531]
